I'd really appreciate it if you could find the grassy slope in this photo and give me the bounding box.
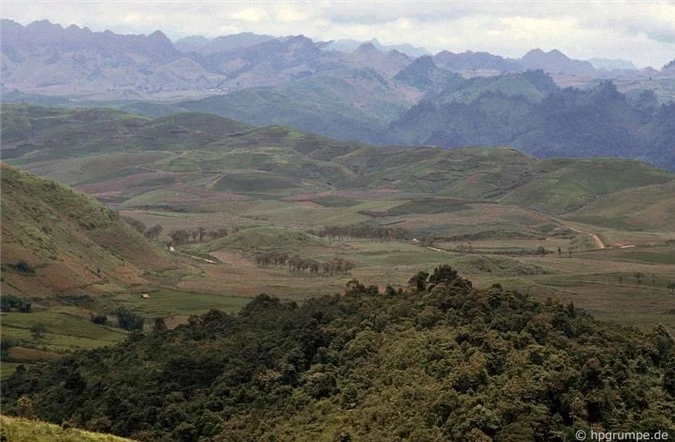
[502,158,674,214]
[4,105,673,230]
[0,104,252,163]
[565,180,675,231]
[0,164,252,379]
[0,415,136,442]
[0,163,172,298]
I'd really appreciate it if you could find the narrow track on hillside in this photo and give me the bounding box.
[559,222,606,249]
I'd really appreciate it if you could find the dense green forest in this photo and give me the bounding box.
[4,267,674,441]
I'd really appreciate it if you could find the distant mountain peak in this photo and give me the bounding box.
[405,55,437,70]
[588,58,637,71]
[287,34,313,44]
[521,48,594,75]
[393,55,451,90]
[355,42,380,53]
[26,19,63,32]
[148,30,172,44]
[548,49,568,58]
[523,48,569,61]
[384,49,410,62]
[525,48,546,56]
[433,50,512,72]
[149,30,167,38]
[27,19,60,27]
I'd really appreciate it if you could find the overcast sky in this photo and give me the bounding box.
[2,1,674,68]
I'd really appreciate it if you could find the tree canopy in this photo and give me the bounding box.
[3,267,674,441]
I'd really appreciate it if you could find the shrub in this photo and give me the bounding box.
[90,313,108,325]
[116,308,144,331]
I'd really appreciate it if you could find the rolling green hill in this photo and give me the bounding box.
[3,105,674,234]
[0,163,172,298]
[0,104,252,163]
[501,158,674,214]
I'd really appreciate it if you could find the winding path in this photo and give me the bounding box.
[560,222,606,249]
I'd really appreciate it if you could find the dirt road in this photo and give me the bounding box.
[560,223,606,249]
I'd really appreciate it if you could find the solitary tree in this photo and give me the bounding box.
[116,308,145,331]
[123,216,146,234]
[17,396,37,420]
[30,323,47,341]
[144,224,163,240]
[153,318,168,333]
[169,230,190,246]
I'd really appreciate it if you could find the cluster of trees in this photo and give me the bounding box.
[253,252,289,267]
[168,227,228,246]
[255,252,356,276]
[89,310,144,331]
[122,216,163,241]
[311,224,411,241]
[115,308,144,331]
[122,216,231,244]
[0,295,32,313]
[89,313,107,325]
[143,224,163,240]
[3,266,674,441]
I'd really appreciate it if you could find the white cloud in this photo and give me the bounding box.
[275,6,309,23]
[229,8,266,23]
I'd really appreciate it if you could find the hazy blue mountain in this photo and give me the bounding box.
[324,37,430,58]
[176,67,416,143]
[423,69,557,105]
[520,49,596,75]
[4,18,667,103]
[0,19,221,96]
[345,43,413,78]
[392,56,460,92]
[433,50,517,72]
[660,59,675,76]
[174,32,275,54]
[388,77,674,170]
[588,58,638,71]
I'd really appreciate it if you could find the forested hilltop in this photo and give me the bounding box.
[4,267,674,441]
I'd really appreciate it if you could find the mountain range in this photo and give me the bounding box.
[2,19,674,101]
[1,19,674,170]
[115,69,673,170]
